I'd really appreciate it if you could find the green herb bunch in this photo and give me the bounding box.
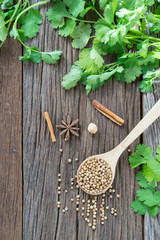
[0,0,62,64]
[1,0,160,93]
[129,144,160,217]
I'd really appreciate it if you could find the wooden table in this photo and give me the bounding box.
[0,3,160,240]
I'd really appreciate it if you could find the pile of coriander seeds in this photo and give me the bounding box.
[77,158,113,195]
[56,157,120,231]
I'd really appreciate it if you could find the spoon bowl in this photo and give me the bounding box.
[77,99,160,195]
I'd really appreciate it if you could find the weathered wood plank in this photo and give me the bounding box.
[23,3,143,240]
[0,39,22,240]
[143,83,160,240]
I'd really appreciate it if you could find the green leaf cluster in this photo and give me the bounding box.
[58,0,160,93]
[129,144,160,216]
[0,0,62,65]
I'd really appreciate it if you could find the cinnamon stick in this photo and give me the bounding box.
[92,100,124,126]
[43,112,56,142]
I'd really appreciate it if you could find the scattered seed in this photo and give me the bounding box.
[68,159,72,163]
[92,226,96,230]
[65,207,68,211]
[58,186,61,190]
[76,208,79,211]
[59,148,63,152]
[65,190,68,193]
[58,191,61,195]
[101,222,104,225]
[109,195,113,199]
[114,213,117,216]
[82,207,85,211]
[81,213,84,216]
[82,199,85,203]
[58,179,62,182]
[58,173,61,177]
[76,185,79,188]
[106,206,109,210]
[71,198,74,202]
[75,158,79,162]
[128,149,131,152]
[88,223,92,227]
[71,186,74,190]
[116,194,120,198]
[62,209,65,213]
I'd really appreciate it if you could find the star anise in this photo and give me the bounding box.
[56,115,80,141]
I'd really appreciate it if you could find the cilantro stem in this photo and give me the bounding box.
[6,0,22,29]
[68,17,96,24]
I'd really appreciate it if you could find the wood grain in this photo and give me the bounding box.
[143,83,160,240]
[0,39,22,240]
[22,2,143,239]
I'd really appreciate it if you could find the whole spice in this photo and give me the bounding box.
[92,100,124,126]
[88,123,98,134]
[57,115,79,141]
[43,112,56,142]
[77,158,113,195]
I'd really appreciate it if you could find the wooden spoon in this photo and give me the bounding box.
[77,99,160,195]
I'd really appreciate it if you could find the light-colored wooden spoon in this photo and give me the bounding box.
[77,99,160,195]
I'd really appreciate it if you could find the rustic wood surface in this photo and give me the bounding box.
[0,2,160,240]
[0,39,22,240]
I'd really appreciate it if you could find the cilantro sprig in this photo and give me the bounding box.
[129,144,160,217]
[0,0,62,64]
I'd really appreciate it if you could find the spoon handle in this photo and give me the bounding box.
[118,99,160,153]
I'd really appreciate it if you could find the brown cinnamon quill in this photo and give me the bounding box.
[92,100,124,126]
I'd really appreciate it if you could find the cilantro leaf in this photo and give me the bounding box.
[62,62,83,89]
[156,145,160,162]
[20,47,41,63]
[58,19,76,37]
[79,48,104,74]
[41,50,62,64]
[84,66,123,94]
[116,55,142,83]
[137,40,150,58]
[0,11,8,42]
[67,0,85,17]
[131,199,148,215]
[103,0,118,25]
[136,189,158,207]
[70,22,91,49]
[99,0,109,9]
[46,2,69,29]
[147,160,160,182]
[136,171,150,188]
[148,206,159,216]
[129,144,154,168]
[140,69,160,92]
[20,9,43,38]
[1,0,13,10]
